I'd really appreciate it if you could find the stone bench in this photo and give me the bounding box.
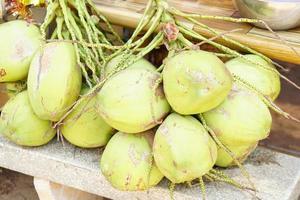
[0,136,300,200]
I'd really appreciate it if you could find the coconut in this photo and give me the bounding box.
[226,54,280,100]
[27,42,82,121]
[153,113,217,183]
[162,50,232,114]
[61,88,114,148]
[0,20,42,82]
[97,67,170,133]
[104,55,156,77]
[0,91,56,146]
[100,131,164,191]
[202,83,272,167]
[216,142,258,167]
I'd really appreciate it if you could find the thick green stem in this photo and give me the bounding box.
[40,2,59,39]
[127,0,155,44]
[87,0,123,44]
[58,0,93,87]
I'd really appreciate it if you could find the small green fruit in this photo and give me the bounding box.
[0,91,56,146]
[27,42,82,121]
[97,67,170,133]
[100,131,163,191]
[215,142,258,167]
[226,54,280,100]
[202,83,272,167]
[61,88,114,148]
[0,20,42,82]
[153,113,217,183]
[202,83,272,146]
[163,50,232,114]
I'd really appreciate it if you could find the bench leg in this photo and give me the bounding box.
[33,177,105,200]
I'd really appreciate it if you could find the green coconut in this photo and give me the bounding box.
[0,20,42,82]
[0,91,56,146]
[100,131,164,191]
[226,54,281,100]
[97,67,170,133]
[215,142,258,167]
[27,42,82,121]
[61,88,114,148]
[163,50,232,114]
[153,113,217,183]
[202,83,272,167]
[104,55,156,77]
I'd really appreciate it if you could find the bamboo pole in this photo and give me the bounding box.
[94,0,300,64]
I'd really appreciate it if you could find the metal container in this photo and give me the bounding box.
[233,0,300,30]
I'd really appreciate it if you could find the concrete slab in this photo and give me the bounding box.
[0,136,299,200]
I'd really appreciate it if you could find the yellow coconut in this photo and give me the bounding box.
[226,54,281,100]
[97,67,170,133]
[163,50,232,114]
[0,20,42,82]
[61,88,114,148]
[0,91,56,146]
[100,130,164,191]
[202,83,272,167]
[27,42,82,121]
[104,55,156,77]
[215,142,258,167]
[153,113,217,183]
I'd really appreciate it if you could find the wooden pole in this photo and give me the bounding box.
[94,0,300,64]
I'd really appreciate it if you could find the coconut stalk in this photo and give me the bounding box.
[40,0,123,87]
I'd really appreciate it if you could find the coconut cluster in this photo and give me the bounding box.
[0,20,113,148]
[0,20,280,191]
[95,49,278,189]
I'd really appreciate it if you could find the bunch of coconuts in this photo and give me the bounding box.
[0,20,113,148]
[98,50,278,190]
[0,20,280,192]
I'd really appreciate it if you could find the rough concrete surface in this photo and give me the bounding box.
[0,136,300,200]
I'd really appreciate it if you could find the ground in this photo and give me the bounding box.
[0,168,38,200]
